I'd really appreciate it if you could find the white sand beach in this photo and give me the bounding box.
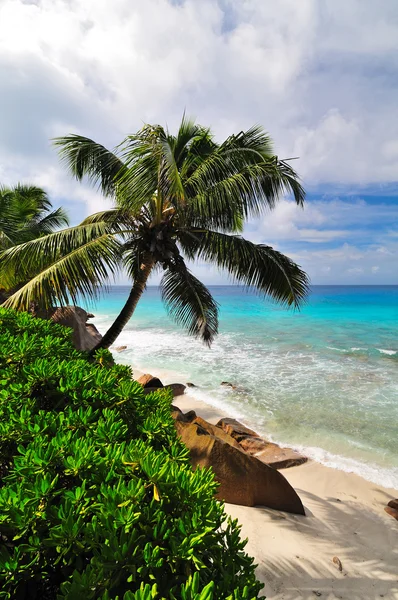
[171,393,398,600]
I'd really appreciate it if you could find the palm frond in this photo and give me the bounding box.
[0,183,69,247]
[116,133,160,213]
[30,206,69,235]
[172,114,207,167]
[182,125,304,231]
[12,184,52,211]
[161,263,218,345]
[81,209,139,238]
[192,230,309,307]
[53,135,125,197]
[1,223,121,310]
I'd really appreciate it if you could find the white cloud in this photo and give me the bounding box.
[0,0,397,284]
[287,241,398,284]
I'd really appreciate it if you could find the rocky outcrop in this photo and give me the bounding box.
[114,346,127,352]
[138,375,186,397]
[137,374,164,389]
[385,506,398,521]
[174,419,305,515]
[171,405,197,423]
[216,418,307,469]
[48,306,102,352]
[217,418,259,440]
[192,416,242,450]
[385,499,398,521]
[166,383,186,397]
[254,444,308,470]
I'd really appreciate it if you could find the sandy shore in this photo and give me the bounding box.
[128,363,398,599]
[172,393,398,600]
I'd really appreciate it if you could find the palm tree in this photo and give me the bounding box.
[0,184,68,250]
[1,117,309,350]
[0,184,69,303]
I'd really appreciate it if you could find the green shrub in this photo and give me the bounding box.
[0,308,265,599]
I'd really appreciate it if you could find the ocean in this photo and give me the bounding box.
[89,285,398,489]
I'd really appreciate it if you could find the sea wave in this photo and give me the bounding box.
[186,387,398,490]
[94,317,398,491]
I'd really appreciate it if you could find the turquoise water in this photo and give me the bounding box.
[89,285,398,489]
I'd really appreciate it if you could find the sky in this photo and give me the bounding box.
[0,0,397,285]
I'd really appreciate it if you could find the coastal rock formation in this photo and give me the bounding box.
[137,374,185,397]
[166,383,186,397]
[385,499,398,520]
[254,444,307,469]
[217,418,259,440]
[192,416,242,450]
[174,419,305,514]
[171,405,197,423]
[48,306,102,352]
[221,381,237,389]
[384,506,398,520]
[114,345,127,352]
[137,374,164,389]
[216,417,307,469]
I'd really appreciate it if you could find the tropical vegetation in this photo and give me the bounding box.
[0,307,265,599]
[0,184,68,251]
[1,117,309,351]
[0,184,68,303]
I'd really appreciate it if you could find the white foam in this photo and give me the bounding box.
[180,386,398,490]
[94,315,398,490]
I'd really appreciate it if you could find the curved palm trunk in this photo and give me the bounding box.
[90,258,154,353]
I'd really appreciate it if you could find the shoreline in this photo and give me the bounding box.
[171,391,398,600]
[129,360,398,491]
[128,363,398,599]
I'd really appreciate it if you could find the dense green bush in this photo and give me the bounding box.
[0,308,264,599]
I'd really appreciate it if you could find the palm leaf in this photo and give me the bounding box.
[161,264,218,345]
[181,130,304,231]
[27,206,69,236]
[182,230,309,307]
[1,222,122,310]
[53,135,125,197]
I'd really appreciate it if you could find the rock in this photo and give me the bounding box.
[186,382,196,388]
[384,506,398,521]
[221,381,237,390]
[387,498,398,510]
[332,556,343,572]
[216,418,307,469]
[174,420,305,515]
[165,383,186,397]
[170,406,197,423]
[255,444,308,469]
[137,374,164,389]
[192,416,242,450]
[114,345,127,352]
[171,405,185,422]
[183,410,197,422]
[85,323,102,341]
[48,306,102,352]
[237,436,268,454]
[216,418,260,441]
